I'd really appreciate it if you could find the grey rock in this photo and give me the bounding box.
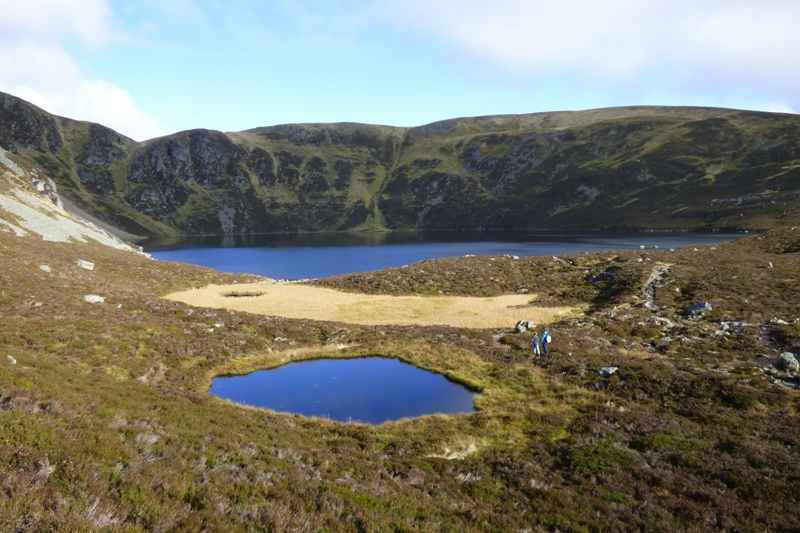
[683,301,712,318]
[777,352,799,372]
[514,320,536,333]
[76,259,95,270]
[720,321,749,333]
[652,316,677,329]
[83,294,105,303]
[598,366,619,378]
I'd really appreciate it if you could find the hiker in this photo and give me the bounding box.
[531,332,541,356]
[541,329,551,354]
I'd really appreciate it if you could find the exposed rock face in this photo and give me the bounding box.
[75,124,129,196]
[2,90,800,237]
[0,93,62,153]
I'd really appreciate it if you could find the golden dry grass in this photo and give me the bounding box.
[164,282,576,328]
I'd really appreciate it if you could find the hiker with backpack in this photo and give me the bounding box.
[541,329,551,354]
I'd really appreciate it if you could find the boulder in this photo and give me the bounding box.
[76,259,95,271]
[598,366,619,378]
[683,301,712,318]
[514,320,536,333]
[83,294,105,303]
[777,352,799,372]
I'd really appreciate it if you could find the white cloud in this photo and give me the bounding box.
[379,0,800,113]
[0,0,115,45]
[0,0,166,141]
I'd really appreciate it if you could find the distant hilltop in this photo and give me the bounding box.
[1,90,799,238]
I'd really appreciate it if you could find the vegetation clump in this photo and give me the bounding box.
[220,289,265,298]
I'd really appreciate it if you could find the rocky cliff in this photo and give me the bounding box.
[2,91,799,237]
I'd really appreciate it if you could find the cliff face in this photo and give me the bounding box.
[2,91,800,237]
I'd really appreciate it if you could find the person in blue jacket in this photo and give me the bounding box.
[541,329,550,354]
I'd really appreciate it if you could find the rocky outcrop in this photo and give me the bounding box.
[0,92,63,154]
[2,91,800,237]
[684,301,713,318]
[777,352,799,372]
[514,320,537,333]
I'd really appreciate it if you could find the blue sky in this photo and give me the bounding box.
[2,0,799,141]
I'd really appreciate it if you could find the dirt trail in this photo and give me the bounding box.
[641,264,671,310]
[165,283,576,328]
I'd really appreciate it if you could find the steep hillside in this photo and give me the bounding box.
[0,145,141,251]
[2,91,800,237]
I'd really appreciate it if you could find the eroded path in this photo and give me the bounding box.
[165,282,576,328]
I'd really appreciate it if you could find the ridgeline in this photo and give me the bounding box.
[2,91,800,237]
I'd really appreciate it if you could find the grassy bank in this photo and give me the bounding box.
[0,227,798,531]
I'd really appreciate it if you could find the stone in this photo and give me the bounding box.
[598,366,618,378]
[514,320,536,333]
[652,316,678,329]
[76,259,95,270]
[39,265,51,273]
[777,352,799,372]
[683,301,712,318]
[83,294,105,303]
[720,321,749,333]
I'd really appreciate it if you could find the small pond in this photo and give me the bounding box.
[209,357,477,425]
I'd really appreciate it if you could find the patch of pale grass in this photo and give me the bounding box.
[425,437,486,460]
[164,283,575,328]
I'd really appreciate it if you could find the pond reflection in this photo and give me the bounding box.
[209,357,477,425]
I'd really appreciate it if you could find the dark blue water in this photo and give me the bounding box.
[209,357,476,424]
[142,230,743,279]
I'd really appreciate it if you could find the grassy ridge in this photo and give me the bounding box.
[4,90,800,237]
[1,225,799,530]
